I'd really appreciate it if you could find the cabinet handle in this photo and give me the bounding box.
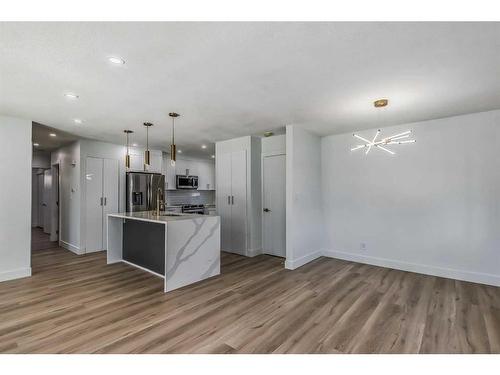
[231,196,234,205]
[228,196,231,205]
[100,197,103,206]
[104,197,107,206]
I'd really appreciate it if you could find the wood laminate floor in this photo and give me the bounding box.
[1,232,499,353]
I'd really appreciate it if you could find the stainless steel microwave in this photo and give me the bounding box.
[176,175,199,189]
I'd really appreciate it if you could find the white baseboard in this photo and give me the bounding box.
[60,240,84,255]
[323,250,500,287]
[285,250,322,270]
[247,247,262,257]
[0,267,32,282]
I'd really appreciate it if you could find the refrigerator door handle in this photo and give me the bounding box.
[100,197,103,206]
[231,195,234,205]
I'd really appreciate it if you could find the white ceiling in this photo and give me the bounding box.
[2,22,500,156]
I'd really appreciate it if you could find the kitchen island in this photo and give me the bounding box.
[107,211,220,292]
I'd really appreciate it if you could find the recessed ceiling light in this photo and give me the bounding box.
[108,56,125,65]
[64,93,79,100]
[132,143,138,147]
[33,143,39,147]
[211,155,215,158]
[74,119,82,124]
[201,145,207,149]
[177,150,182,154]
[49,133,57,137]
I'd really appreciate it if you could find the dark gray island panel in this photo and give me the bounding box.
[122,219,165,275]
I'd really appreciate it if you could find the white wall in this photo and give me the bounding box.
[322,110,500,286]
[0,116,32,281]
[285,125,324,269]
[51,141,81,253]
[52,139,127,254]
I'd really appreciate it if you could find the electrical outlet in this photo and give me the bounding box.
[360,242,367,251]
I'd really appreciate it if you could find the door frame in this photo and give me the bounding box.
[50,163,60,242]
[261,151,286,259]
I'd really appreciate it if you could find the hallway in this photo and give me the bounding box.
[31,227,58,252]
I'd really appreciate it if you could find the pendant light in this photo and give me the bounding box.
[169,112,180,167]
[143,122,153,167]
[123,130,133,169]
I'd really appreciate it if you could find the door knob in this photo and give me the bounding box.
[263,208,271,212]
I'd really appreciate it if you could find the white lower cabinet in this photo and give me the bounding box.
[85,157,119,253]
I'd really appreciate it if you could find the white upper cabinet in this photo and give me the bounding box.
[162,152,176,190]
[161,153,215,190]
[197,160,216,190]
[128,147,162,173]
[144,150,162,173]
[128,148,144,171]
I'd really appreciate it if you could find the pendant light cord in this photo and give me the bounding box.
[172,116,175,144]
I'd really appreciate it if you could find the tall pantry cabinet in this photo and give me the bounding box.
[216,136,262,257]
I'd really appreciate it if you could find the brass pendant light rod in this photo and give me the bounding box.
[169,112,180,166]
[124,130,133,169]
[143,122,153,167]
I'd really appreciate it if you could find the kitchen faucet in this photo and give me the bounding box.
[156,187,165,216]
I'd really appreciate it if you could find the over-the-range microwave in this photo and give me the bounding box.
[176,175,199,189]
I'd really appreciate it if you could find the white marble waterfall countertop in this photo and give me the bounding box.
[108,211,218,224]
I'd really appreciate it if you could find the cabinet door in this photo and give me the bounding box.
[208,162,215,190]
[129,150,144,171]
[102,158,119,251]
[145,150,162,173]
[176,159,189,176]
[163,153,177,190]
[85,157,104,253]
[197,161,209,190]
[217,153,232,252]
[230,150,247,255]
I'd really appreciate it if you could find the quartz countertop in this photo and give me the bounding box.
[108,211,218,224]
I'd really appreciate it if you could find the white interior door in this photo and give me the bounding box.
[230,150,247,255]
[102,158,119,250]
[43,170,52,234]
[218,152,232,252]
[262,154,286,257]
[85,157,104,253]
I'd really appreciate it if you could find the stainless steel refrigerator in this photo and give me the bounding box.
[126,172,165,212]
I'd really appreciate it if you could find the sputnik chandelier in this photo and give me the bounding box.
[351,129,415,155]
[351,98,416,155]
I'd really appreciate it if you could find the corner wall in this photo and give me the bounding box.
[321,110,500,286]
[285,125,324,269]
[0,116,32,281]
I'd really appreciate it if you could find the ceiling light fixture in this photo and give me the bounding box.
[374,98,388,108]
[124,130,133,169]
[132,143,138,147]
[74,119,82,124]
[211,155,215,159]
[169,112,180,167]
[64,93,79,100]
[264,131,274,137]
[201,144,207,149]
[108,56,125,65]
[351,130,415,155]
[143,122,153,167]
[351,99,415,155]
[33,143,39,147]
[49,133,57,137]
[177,150,182,154]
